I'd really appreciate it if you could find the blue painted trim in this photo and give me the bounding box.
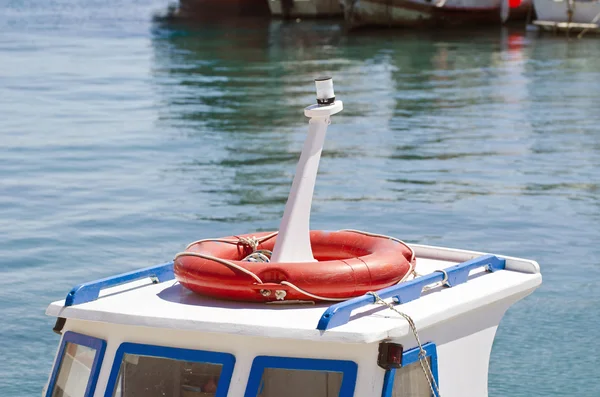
[317,254,505,330]
[244,356,358,397]
[65,261,174,306]
[104,342,236,397]
[46,331,107,397]
[381,343,438,397]
[381,368,396,397]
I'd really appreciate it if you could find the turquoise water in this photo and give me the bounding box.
[1,1,600,395]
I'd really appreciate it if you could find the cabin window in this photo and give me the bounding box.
[245,356,357,397]
[381,343,439,397]
[46,331,106,397]
[389,357,433,397]
[105,343,235,397]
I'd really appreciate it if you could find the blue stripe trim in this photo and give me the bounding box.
[317,254,505,330]
[104,342,235,397]
[381,368,396,397]
[46,331,106,397]
[381,343,438,397]
[64,261,174,306]
[244,356,358,397]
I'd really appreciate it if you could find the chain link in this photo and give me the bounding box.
[367,292,441,397]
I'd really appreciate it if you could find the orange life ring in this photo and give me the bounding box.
[174,230,414,303]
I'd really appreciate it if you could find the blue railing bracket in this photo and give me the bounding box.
[317,254,505,331]
[64,262,175,307]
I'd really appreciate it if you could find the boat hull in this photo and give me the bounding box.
[341,0,506,28]
[509,0,535,20]
[268,0,343,17]
[533,0,600,23]
[178,0,270,17]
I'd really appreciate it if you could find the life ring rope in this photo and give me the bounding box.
[337,229,416,263]
[174,229,417,303]
[184,231,279,251]
[174,251,265,284]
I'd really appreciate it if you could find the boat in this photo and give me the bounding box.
[339,0,528,28]
[267,0,343,18]
[175,0,270,18]
[41,78,542,397]
[531,0,600,33]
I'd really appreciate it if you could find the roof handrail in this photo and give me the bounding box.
[64,262,175,307]
[316,254,505,331]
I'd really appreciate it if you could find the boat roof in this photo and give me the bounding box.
[46,244,541,344]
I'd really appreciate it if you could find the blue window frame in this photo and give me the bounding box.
[104,342,236,397]
[244,355,358,397]
[381,343,439,397]
[46,331,107,397]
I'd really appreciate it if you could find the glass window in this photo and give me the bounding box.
[382,342,439,397]
[51,342,98,397]
[245,356,357,397]
[391,358,432,397]
[111,352,229,397]
[256,368,343,397]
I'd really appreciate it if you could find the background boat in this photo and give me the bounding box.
[268,0,343,18]
[177,0,270,18]
[533,0,600,23]
[340,0,530,28]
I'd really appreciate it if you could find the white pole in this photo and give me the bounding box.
[270,78,343,263]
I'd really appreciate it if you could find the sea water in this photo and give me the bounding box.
[1,1,599,395]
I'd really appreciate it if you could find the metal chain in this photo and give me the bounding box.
[367,292,441,397]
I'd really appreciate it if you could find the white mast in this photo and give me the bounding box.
[270,77,343,263]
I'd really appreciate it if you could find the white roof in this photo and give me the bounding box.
[46,244,541,344]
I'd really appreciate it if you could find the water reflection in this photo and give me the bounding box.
[149,19,599,229]
[149,18,399,225]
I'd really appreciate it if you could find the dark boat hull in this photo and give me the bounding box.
[341,0,530,28]
[178,0,271,17]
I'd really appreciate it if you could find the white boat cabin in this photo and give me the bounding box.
[43,244,541,397]
[42,79,542,397]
